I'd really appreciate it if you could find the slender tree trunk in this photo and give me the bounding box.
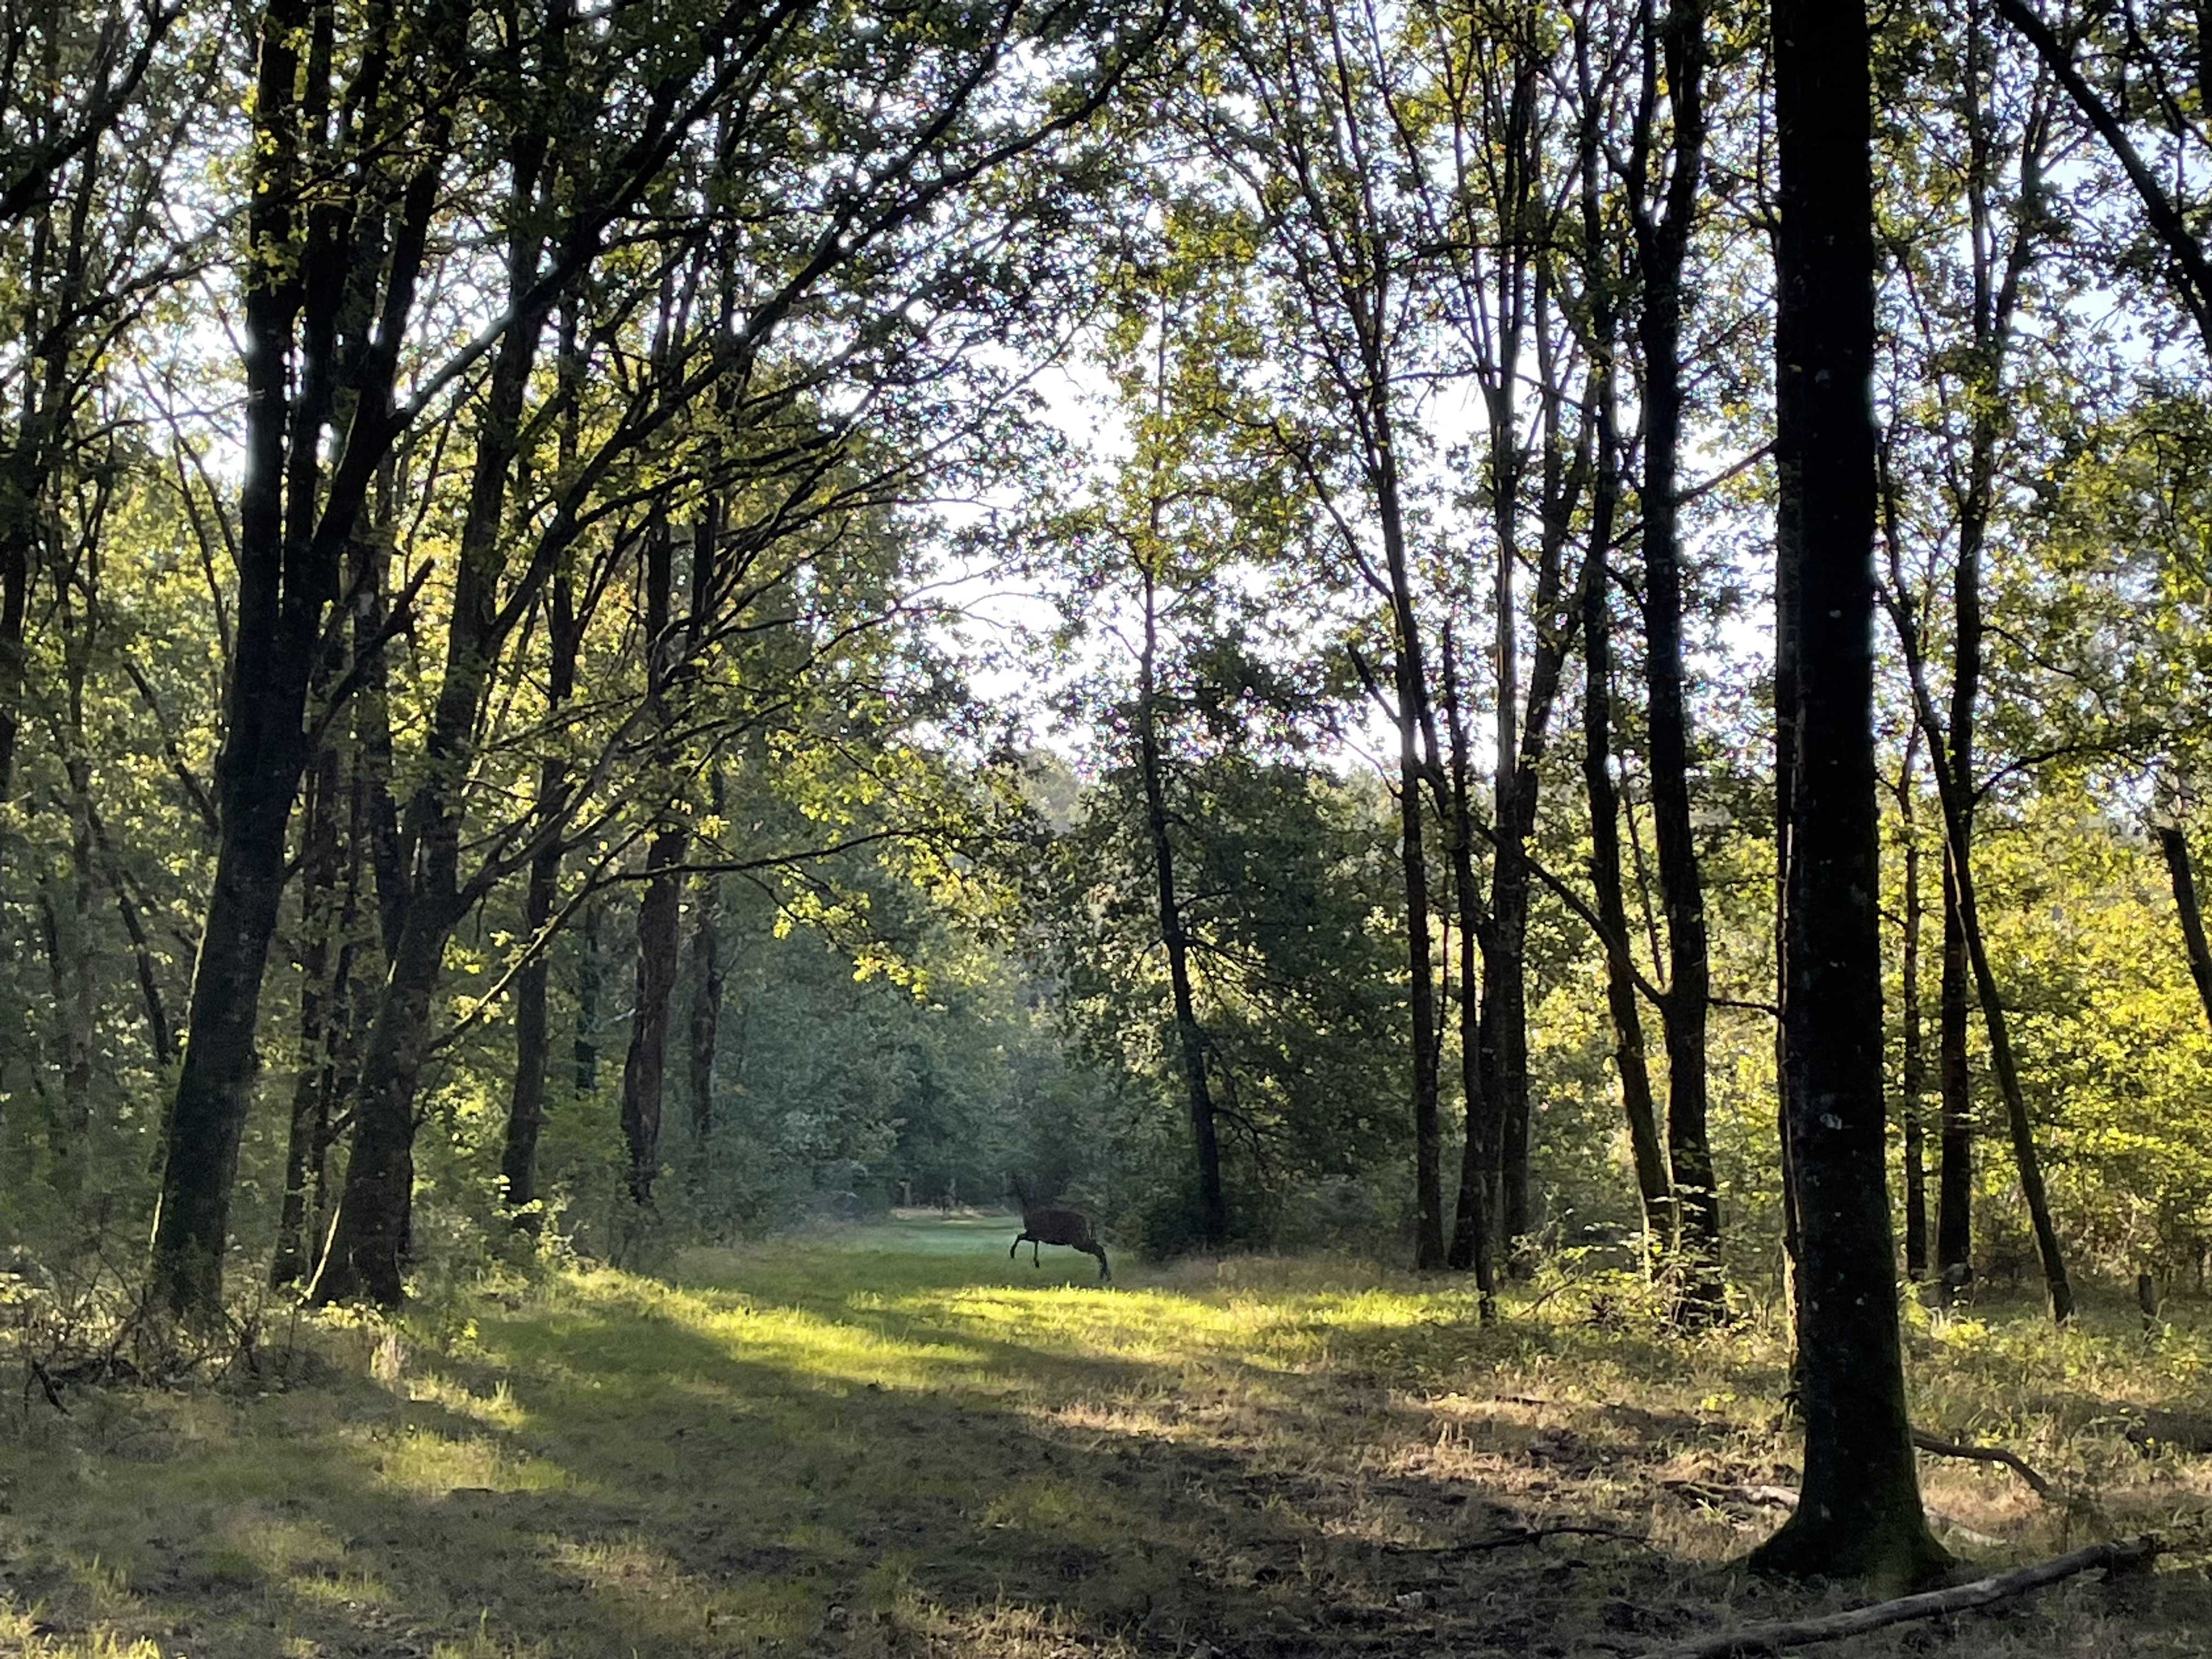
[1372,447,1447,1269]
[623,830,684,1204]
[1440,632,1498,1313]
[2156,824,2212,1032]
[501,832,560,1229]
[1635,0,1722,1322]
[1899,734,1929,1280]
[1936,833,1975,1302]
[46,644,99,1194]
[1926,766,2074,1322]
[575,901,602,1095]
[500,403,581,1232]
[686,769,727,1155]
[1583,389,1673,1256]
[1137,564,1226,1244]
[273,741,343,1285]
[1750,0,1949,1587]
[148,0,319,1318]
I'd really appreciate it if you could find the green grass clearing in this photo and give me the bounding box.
[3,1220,2210,1657]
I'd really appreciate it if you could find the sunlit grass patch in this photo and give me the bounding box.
[1,1223,2208,1658]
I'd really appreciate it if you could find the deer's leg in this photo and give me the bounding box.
[1011,1233,1026,1260]
[1031,1239,1041,1267]
[1094,1245,1111,1283]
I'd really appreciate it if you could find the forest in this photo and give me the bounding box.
[5,0,2212,1651]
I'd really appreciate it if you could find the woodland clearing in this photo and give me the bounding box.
[2,1216,2208,1659]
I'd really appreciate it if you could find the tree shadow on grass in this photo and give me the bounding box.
[4,1251,2200,1658]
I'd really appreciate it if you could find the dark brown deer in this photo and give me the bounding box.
[1008,1175,1110,1282]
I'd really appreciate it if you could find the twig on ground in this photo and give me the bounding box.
[1914,1429,2058,1500]
[1630,1537,2158,1659]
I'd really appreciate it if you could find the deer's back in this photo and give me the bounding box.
[1024,1204,1097,1246]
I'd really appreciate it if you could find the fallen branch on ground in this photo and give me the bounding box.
[1913,1429,2058,1500]
[1631,1537,2158,1659]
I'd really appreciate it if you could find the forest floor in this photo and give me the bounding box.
[3,1216,2211,1658]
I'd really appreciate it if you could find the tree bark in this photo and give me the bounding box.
[1137,563,1227,1244]
[151,0,449,1319]
[272,741,344,1285]
[1583,399,1673,1257]
[620,507,686,1207]
[1898,734,1929,1280]
[1749,0,1950,1587]
[1632,0,1721,1319]
[685,769,727,1156]
[1440,630,1497,1312]
[501,312,584,1233]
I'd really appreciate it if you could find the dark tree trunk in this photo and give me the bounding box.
[273,741,343,1286]
[622,830,684,1204]
[1582,375,1673,1256]
[1922,760,2075,1323]
[1374,454,1446,1269]
[1898,736,1929,1280]
[686,770,727,1155]
[309,902,453,1305]
[316,86,556,1302]
[575,901,602,1096]
[1137,564,1226,1245]
[500,742,565,1231]
[1749,0,1949,1587]
[1634,0,1721,1322]
[619,502,687,1207]
[150,0,449,1319]
[500,335,582,1231]
[1440,632,1498,1313]
[1936,864,1974,1296]
[2157,825,2212,1032]
[1773,316,1804,1391]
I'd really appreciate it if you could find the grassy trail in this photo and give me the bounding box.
[4,1218,2210,1657]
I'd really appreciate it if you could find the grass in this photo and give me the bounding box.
[2,1212,2209,1658]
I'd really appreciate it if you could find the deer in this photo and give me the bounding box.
[1007,1175,1111,1283]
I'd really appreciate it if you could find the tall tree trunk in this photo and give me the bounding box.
[1749,0,1949,1587]
[1634,0,1722,1322]
[1372,444,1446,1269]
[1440,631,1498,1313]
[1936,857,1975,1298]
[2156,824,2212,1032]
[501,312,583,1233]
[1582,373,1673,1256]
[1898,733,1929,1280]
[151,0,450,1319]
[619,507,686,1207]
[1137,563,1226,1244]
[315,90,555,1303]
[1911,727,2074,1322]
